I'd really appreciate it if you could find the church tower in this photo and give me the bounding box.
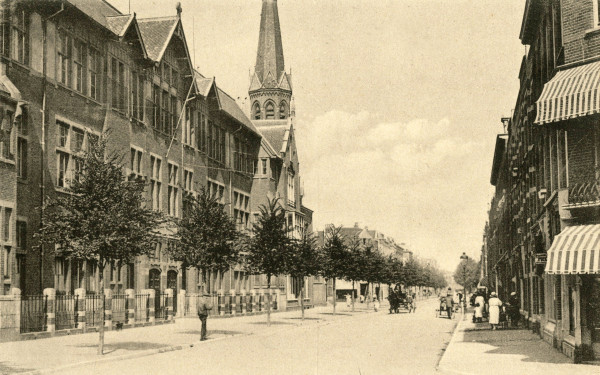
[249,0,293,121]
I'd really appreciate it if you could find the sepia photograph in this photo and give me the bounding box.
[0,0,598,374]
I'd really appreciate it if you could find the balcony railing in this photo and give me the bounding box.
[567,176,600,207]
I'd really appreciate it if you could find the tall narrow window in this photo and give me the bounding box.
[253,102,261,120]
[17,137,26,178]
[88,48,100,100]
[557,129,568,189]
[12,9,29,64]
[3,246,10,279]
[0,8,9,57]
[73,39,85,93]
[3,207,12,242]
[279,101,287,119]
[58,30,71,86]
[167,162,179,217]
[265,101,275,119]
[57,152,69,187]
[16,221,26,249]
[150,156,162,211]
[131,71,144,122]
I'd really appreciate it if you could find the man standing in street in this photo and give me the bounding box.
[197,293,213,341]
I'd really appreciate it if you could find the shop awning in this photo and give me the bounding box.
[545,224,600,274]
[535,61,600,125]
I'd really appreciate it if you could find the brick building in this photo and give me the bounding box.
[483,0,600,360]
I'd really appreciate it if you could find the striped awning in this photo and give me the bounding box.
[545,224,600,274]
[535,61,600,125]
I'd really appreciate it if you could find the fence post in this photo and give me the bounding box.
[165,289,173,321]
[43,288,56,333]
[145,289,155,324]
[125,289,135,326]
[11,288,21,335]
[241,290,247,314]
[271,289,277,311]
[103,289,112,330]
[178,290,186,318]
[251,290,257,312]
[218,290,225,316]
[259,289,265,311]
[74,288,86,330]
[230,289,236,316]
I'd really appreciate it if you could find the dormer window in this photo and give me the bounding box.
[253,102,261,120]
[279,101,287,119]
[265,101,275,119]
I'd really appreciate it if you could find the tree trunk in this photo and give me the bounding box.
[266,274,271,327]
[366,282,371,309]
[97,261,105,355]
[300,278,305,321]
[351,280,355,312]
[332,278,336,315]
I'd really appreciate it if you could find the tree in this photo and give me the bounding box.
[453,257,480,295]
[343,238,366,312]
[318,226,349,314]
[36,134,164,355]
[287,231,321,321]
[168,188,240,290]
[245,198,292,326]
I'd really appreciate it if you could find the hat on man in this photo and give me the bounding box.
[490,292,497,297]
[510,292,516,296]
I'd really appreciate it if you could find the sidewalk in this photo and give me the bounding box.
[0,303,374,375]
[438,310,599,375]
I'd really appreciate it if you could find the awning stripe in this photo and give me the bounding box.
[535,61,600,124]
[545,224,600,274]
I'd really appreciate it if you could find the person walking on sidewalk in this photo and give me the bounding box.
[197,293,214,341]
[488,292,502,330]
[474,292,485,323]
[507,292,520,328]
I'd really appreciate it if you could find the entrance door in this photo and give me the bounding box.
[149,269,162,317]
[582,276,600,343]
[167,270,177,313]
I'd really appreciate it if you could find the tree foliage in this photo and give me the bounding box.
[453,257,480,292]
[169,188,239,275]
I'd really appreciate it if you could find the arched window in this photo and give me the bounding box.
[279,101,288,119]
[252,102,261,120]
[265,101,275,119]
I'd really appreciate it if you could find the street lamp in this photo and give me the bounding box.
[460,252,469,320]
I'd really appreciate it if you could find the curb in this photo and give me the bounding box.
[436,310,472,375]
[18,308,378,375]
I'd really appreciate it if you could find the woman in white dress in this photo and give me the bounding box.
[488,292,502,330]
[474,293,485,322]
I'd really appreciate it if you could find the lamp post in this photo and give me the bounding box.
[460,252,469,320]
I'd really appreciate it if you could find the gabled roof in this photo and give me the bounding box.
[278,72,292,91]
[216,88,261,138]
[65,0,121,29]
[194,73,215,98]
[106,14,133,36]
[255,124,287,155]
[261,137,278,158]
[249,73,262,91]
[136,16,179,62]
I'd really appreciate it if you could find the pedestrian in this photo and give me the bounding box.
[474,292,485,323]
[373,297,380,312]
[488,292,502,330]
[345,293,352,307]
[197,292,213,341]
[507,292,520,328]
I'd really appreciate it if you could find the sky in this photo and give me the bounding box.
[110,0,526,272]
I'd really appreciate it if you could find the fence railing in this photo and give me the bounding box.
[20,295,46,333]
[135,293,149,323]
[85,294,104,327]
[112,294,127,324]
[182,291,279,318]
[55,294,77,331]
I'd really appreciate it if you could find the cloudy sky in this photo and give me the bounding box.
[111,0,525,271]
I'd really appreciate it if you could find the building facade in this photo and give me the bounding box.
[483,0,600,360]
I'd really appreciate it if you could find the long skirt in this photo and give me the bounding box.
[489,305,500,325]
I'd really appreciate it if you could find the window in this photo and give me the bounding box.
[88,48,100,100]
[71,128,84,153]
[58,30,71,86]
[151,84,160,130]
[0,8,9,57]
[279,101,287,119]
[130,148,143,178]
[16,137,26,178]
[287,171,295,206]
[233,191,250,231]
[12,9,29,64]
[58,122,69,148]
[183,169,193,193]
[3,246,10,279]
[150,156,162,211]
[253,102,261,120]
[0,111,12,159]
[557,129,567,189]
[198,112,207,152]
[265,101,275,119]
[207,121,213,158]
[3,207,11,242]
[170,95,178,136]
[126,263,135,289]
[131,71,144,122]
[111,57,127,112]
[261,158,267,175]
[73,39,86,93]
[208,180,225,207]
[16,221,26,249]
[167,162,179,217]
[554,276,562,321]
[57,152,69,187]
[161,90,169,133]
[182,106,194,146]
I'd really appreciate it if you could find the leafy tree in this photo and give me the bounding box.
[245,198,292,326]
[453,257,480,295]
[287,231,321,320]
[168,188,240,290]
[36,134,164,355]
[342,238,366,312]
[318,226,349,314]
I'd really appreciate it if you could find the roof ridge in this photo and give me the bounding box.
[137,15,178,22]
[102,0,123,15]
[106,14,131,18]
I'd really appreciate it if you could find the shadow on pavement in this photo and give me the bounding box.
[249,321,295,325]
[181,330,244,336]
[318,312,352,316]
[0,362,35,374]
[462,327,570,364]
[284,317,321,320]
[72,341,169,354]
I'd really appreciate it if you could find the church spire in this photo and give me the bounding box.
[255,0,285,87]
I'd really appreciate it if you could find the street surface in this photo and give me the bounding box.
[62,299,455,375]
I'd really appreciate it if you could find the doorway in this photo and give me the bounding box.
[167,270,177,314]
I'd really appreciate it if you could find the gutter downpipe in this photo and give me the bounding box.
[40,3,64,292]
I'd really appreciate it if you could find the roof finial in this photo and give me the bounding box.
[176,2,182,18]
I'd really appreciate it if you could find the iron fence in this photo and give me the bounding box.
[135,294,149,322]
[55,294,77,330]
[20,295,46,333]
[112,294,127,324]
[85,294,104,327]
[155,293,167,320]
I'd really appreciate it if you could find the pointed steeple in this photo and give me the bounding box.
[255,0,285,87]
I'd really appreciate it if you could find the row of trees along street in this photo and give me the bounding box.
[36,133,448,354]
